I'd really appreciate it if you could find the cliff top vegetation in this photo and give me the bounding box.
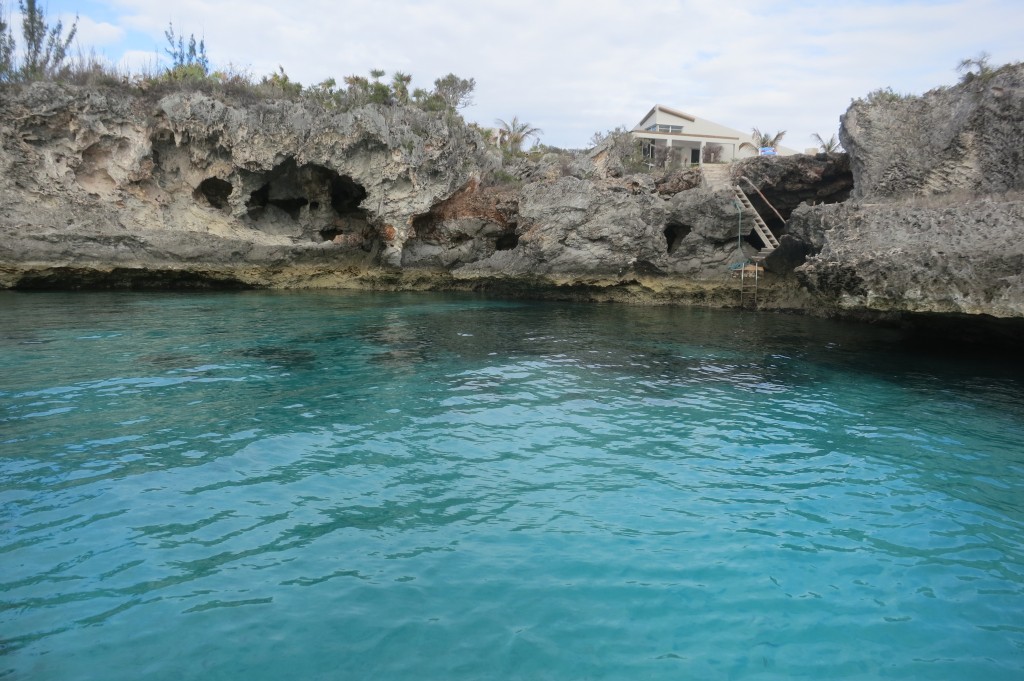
[0,2,476,119]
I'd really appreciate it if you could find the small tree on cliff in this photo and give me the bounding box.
[164,22,208,80]
[956,51,993,83]
[261,66,302,97]
[0,1,15,81]
[391,71,412,104]
[368,68,390,102]
[739,127,786,153]
[18,0,77,79]
[433,73,475,110]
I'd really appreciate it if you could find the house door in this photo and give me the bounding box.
[690,148,701,164]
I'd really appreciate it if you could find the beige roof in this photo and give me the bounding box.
[637,104,698,126]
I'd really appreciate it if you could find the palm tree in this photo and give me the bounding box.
[495,116,542,154]
[391,71,412,104]
[811,132,842,153]
[739,127,786,153]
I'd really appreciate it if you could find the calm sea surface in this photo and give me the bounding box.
[1,291,1023,680]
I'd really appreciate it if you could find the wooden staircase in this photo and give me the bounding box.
[732,177,786,309]
[732,184,779,259]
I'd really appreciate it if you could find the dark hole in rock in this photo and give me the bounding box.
[633,260,664,276]
[247,183,270,219]
[747,193,787,232]
[195,177,233,209]
[664,222,692,254]
[745,229,774,251]
[330,174,368,213]
[410,212,433,236]
[243,161,369,242]
[268,196,308,220]
[495,232,519,251]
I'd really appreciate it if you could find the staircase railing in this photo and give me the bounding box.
[737,176,786,225]
[732,187,780,252]
[733,177,787,256]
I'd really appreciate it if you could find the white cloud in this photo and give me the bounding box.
[66,13,125,48]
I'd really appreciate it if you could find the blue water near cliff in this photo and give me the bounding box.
[2,291,1023,680]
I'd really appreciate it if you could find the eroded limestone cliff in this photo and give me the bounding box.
[0,81,844,304]
[0,82,497,287]
[2,65,1022,338]
[796,62,1024,321]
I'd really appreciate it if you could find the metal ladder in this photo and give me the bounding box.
[738,260,763,308]
[732,177,786,309]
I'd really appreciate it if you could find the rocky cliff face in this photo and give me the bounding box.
[0,82,497,287]
[841,66,1024,198]
[0,82,845,299]
[2,68,1021,335]
[795,62,1024,322]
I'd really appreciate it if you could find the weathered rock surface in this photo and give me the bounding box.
[0,81,497,286]
[3,82,824,299]
[794,62,1024,323]
[797,199,1024,316]
[457,175,670,279]
[3,68,1023,335]
[841,63,1024,198]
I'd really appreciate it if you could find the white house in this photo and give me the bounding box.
[631,105,798,165]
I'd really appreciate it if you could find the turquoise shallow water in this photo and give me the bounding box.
[2,291,1023,680]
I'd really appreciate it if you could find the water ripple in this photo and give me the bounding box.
[1,292,1023,679]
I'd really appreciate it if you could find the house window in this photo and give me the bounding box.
[644,124,683,133]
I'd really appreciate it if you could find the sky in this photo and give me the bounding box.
[11,0,1024,151]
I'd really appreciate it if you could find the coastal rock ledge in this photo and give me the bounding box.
[2,64,1023,342]
[794,61,1024,325]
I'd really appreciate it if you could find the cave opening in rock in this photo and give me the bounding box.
[745,228,778,252]
[242,162,369,245]
[663,221,692,254]
[195,177,233,209]
[747,193,787,233]
[246,184,309,220]
[247,183,270,218]
[495,229,519,251]
[268,197,308,220]
[329,174,368,214]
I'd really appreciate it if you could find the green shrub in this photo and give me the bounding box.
[260,66,302,98]
[859,87,915,105]
[164,22,207,75]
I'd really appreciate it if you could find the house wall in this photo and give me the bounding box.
[631,105,800,163]
[634,130,749,163]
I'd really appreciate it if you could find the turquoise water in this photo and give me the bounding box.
[2,291,1023,680]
